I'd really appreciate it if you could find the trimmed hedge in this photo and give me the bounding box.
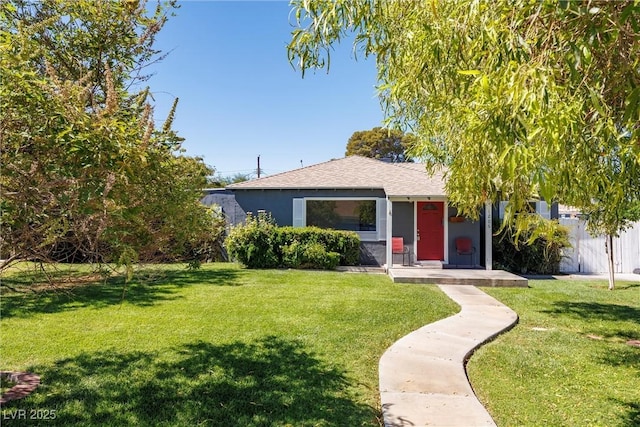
[281,241,341,270]
[225,212,360,269]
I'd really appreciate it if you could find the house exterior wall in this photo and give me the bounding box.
[494,201,560,220]
[447,206,481,266]
[387,201,488,268]
[227,190,494,268]
[390,201,415,265]
[232,188,388,266]
[391,202,415,245]
[361,242,386,266]
[232,188,386,226]
[233,190,295,225]
[201,189,247,227]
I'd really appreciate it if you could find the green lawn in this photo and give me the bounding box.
[0,263,458,426]
[468,279,640,427]
[4,266,638,426]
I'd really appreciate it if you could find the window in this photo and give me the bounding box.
[306,200,376,232]
[293,198,387,241]
[422,203,439,211]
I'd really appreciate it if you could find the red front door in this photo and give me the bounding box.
[417,201,444,261]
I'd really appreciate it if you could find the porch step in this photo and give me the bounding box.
[388,268,528,287]
[414,261,443,269]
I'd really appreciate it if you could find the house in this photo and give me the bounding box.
[226,155,502,269]
[201,188,247,229]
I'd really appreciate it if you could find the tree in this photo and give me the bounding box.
[0,0,214,275]
[345,127,415,162]
[288,0,640,289]
[208,173,251,188]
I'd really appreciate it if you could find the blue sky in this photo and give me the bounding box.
[147,0,384,178]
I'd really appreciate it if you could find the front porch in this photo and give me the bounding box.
[388,265,528,287]
[384,198,495,270]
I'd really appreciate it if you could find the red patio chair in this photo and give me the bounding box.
[455,237,476,267]
[392,237,410,266]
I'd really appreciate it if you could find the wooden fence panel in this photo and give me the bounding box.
[560,219,640,273]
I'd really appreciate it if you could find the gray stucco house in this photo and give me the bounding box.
[222,155,514,269]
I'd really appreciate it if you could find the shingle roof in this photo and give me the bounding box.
[227,156,447,197]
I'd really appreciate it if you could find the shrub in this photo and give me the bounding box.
[282,241,340,270]
[300,242,341,270]
[226,213,359,269]
[41,204,228,267]
[318,228,361,266]
[274,226,360,266]
[281,240,304,268]
[183,206,228,266]
[493,216,570,274]
[225,212,279,268]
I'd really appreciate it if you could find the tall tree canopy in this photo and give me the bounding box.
[288,0,640,288]
[209,173,251,188]
[345,127,415,162]
[1,0,213,271]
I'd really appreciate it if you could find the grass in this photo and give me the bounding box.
[1,377,17,395]
[0,263,458,426]
[468,279,640,427]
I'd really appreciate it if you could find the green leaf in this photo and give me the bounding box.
[588,87,606,118]
[623,86,640,123]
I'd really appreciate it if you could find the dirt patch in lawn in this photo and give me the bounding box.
[0,372,40,404]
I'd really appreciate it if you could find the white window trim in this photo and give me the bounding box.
[295,197,385,242]
[292,198,305,227]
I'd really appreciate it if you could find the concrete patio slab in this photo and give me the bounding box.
[388,268,528,287]
[379,285,518,427]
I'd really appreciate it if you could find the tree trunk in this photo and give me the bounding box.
[607,234,615,290]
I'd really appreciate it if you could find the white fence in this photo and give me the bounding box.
[560,218,640,274]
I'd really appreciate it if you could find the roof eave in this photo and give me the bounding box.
[387,194,448,199]
[228,186,385,191]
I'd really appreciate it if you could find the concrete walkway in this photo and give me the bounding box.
[379,285,518,427]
